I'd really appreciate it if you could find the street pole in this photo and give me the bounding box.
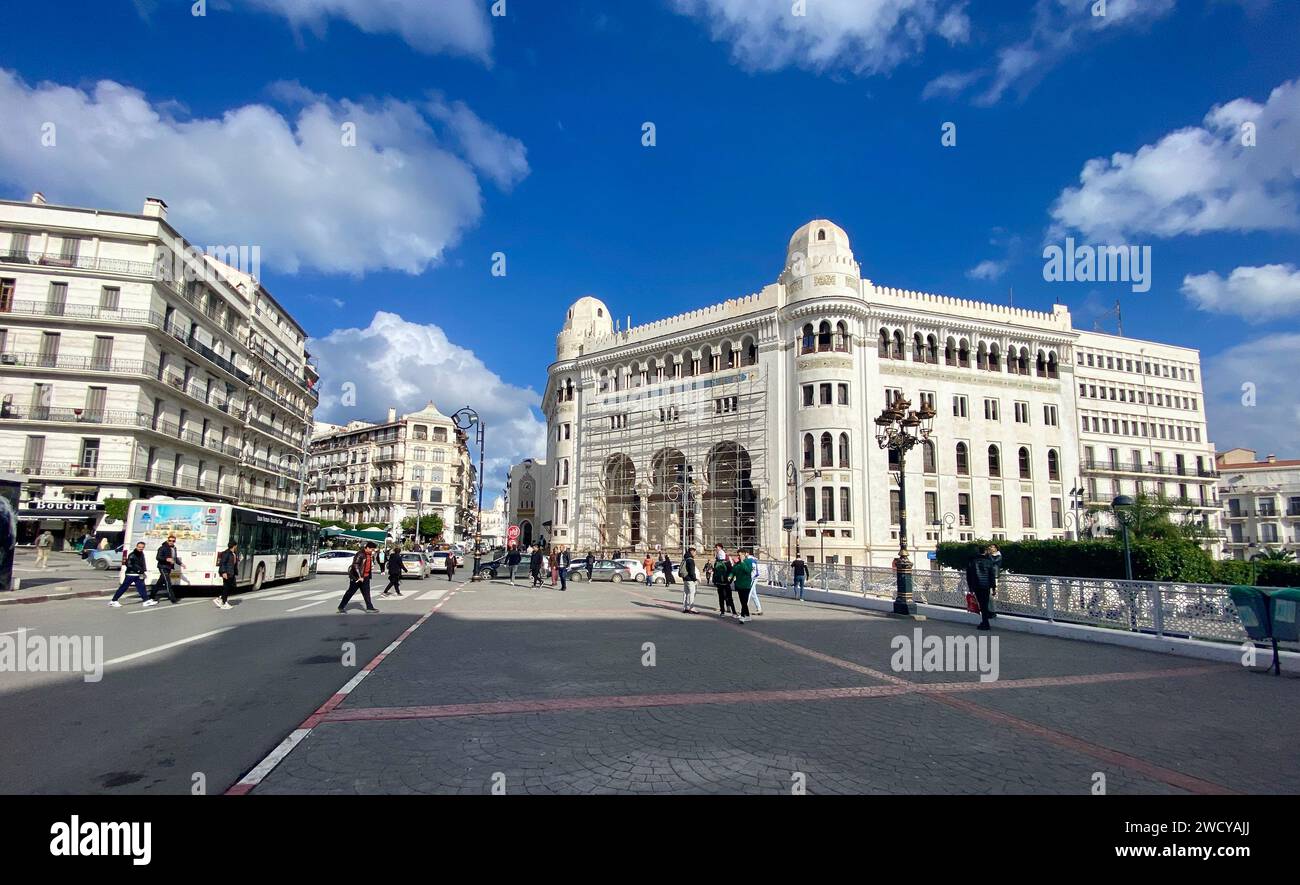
[475,418,485,575]
[876,395,934,618]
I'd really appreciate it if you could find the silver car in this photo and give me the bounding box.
[568,559,635,583]
[400,552,433,579]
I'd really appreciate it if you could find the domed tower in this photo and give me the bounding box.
[779,219,865,304]
[557,295,614,360]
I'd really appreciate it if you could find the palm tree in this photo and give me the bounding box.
[1250,547,1295,563]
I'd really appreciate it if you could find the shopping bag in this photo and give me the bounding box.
[965,591,981,613]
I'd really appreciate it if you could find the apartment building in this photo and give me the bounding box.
[0,192,317,547]
[1218,448,1300,560]
[305,403,474,539]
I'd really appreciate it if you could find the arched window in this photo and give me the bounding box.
[817,229,827,241]
[681,349,696,377]
[958,338,970,368]
[803,433,815,469]
[743,337,757,366]
[838,433,850,468]
[892,330,904,360]
[815,321,830,351]
[956,442,970,476]
[988,343,1001,372]
[1019,447,1032,479]
[878,328,890,358]
[835,321,850,352]
[700,346,713,374]
[923,440,936,474]
[1018,347,1030,376]
[926,334,939,364]
[599,369,610,393]
[1047,352,1059,379]
[976,342,988,371]
[1036,350,1047,377]
[803,324,816,354]
[945,336,956,366]
[1048,448,1061,481]
[820,432,834,467]
[988,445,1001,477]
[722,340,736,370]
[913,332,925,363]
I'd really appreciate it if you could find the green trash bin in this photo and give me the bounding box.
[1229,586,1272,642]
[1268,588,1300,644]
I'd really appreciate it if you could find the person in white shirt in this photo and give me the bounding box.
[746,550,763,615]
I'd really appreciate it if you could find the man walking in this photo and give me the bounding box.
[585,550,595,580]
[506,545,522,586]
[109,542,156,608]
[445,550,457,582]
[680,548,698,613]
[642,553,655,586]
[34,529,53,568]
[556,546,571,591]
[151,534,179,604]
[965,546,1000,631]
[338,542,380,613]
[712,553,735,617]
[790,553,808,601]
[731,549,755,623]
[382,546,408,597]
[985,544,1002,619]
[529,546,544,587]
[661,552,675,588]
[215,541,238,610]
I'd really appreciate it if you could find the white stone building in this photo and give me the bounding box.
[0,193,317,548]
[305,403,474,539]
[505,459,551,549]
[1217,448,1300,560]
[541,219,1220,566]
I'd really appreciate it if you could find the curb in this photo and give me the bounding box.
[760,582,1300,667]
[0,588,114,606]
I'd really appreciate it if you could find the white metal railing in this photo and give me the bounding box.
[758,560,1270,646]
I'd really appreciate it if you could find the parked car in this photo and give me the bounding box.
[87,545,124,570]
[401,552,433,579]
[567,559,636,584]
[476,554,549,580]
[315,549,355,575]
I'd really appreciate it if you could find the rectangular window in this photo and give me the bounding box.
[958,493,971,526]
[990,495,1004,529]
[22,435,45,470]
[802,385,814,407]
[79,438,100,469]
[952,395,968,418]
[804,487,816,522]
[885,387,903,407]
[889,490,901,526]
[840,487,852,523]
[820,383,832,406]
[1044,404,1058,426]
[925,491,938,525]
[1021,497,1035,528]
[822,487,835,522]
[1014,402,1029,424]
[983,398,999,421]
[99,286,120,310]
[83,386,107,421]
[838,383,849,406]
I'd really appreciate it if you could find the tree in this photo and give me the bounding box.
[1251,547,1295,563]
[102,497,131,524]
[1106,494,1213,544]
[401,514,444,540]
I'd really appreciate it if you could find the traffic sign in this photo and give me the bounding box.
[507,524,520,542]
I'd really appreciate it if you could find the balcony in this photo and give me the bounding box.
[1,301,251,384]
[1080,458,1219,479]
[0,248,156,277]
[244,414,306,449]
[0,404,243,458]
[2,460,237,498]
[247,340,316,397]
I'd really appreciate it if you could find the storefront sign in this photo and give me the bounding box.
[19,500,105,519]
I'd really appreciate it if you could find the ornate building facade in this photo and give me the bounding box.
[542,220,1220,567]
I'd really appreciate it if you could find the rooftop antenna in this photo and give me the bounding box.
[1093,299,1124,335]
[1009,286,1014,308]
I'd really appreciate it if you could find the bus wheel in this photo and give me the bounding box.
[252,564,266,593]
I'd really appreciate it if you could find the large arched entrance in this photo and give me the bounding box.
[703,441,757,551]
[647,448,689,552]
[601,454,638,551]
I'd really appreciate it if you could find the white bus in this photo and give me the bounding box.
[124,499,319,592]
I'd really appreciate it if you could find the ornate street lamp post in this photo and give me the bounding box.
[452,407,486,580]
[876,394,936,616]
[1111,494,1138,630]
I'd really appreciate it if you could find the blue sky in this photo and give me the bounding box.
[1,0,1297,487]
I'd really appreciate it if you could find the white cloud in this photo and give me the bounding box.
[1049,78,1300,241]
[0,70,528,275]
[241,0,493,61]
[311,311,546,489]
[966,259,1007,281]
[1205,333,1300,457]
[927,0,1176,105]
[1182,264,1300,321]
[669,0,969,76]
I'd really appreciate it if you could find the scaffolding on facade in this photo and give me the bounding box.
[575,362,771,557]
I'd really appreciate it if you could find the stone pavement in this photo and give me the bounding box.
[248,578,1300,795]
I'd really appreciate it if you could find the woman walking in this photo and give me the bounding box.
[382,546,408,596]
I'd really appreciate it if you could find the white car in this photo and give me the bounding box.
[400,552,433,579]
[315,550,355,575]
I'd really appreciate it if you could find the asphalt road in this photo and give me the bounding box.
[0,568,466,794]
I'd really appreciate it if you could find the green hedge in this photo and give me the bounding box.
[935,539,1296,586]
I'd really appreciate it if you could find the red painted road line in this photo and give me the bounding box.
[319,665,1211,724]
[225,587,461,795]
[926,692,1240,795]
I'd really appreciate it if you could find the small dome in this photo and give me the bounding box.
[786,219,853,270]
[563,295,612,334]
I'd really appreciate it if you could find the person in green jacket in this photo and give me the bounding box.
[711,554,735,617]
[730,549,754,622]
